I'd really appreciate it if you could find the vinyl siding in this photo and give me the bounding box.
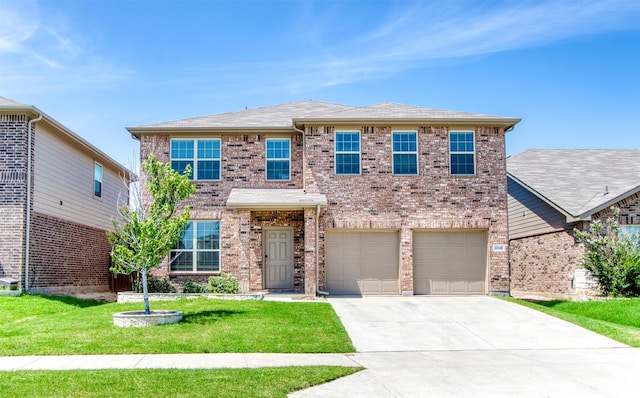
[507,176,573,239]
[32,125,126,231]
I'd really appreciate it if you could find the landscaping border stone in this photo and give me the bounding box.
[117,292,264,304]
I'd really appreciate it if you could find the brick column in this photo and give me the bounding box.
[400,227,413,296]
[304,207,317,295]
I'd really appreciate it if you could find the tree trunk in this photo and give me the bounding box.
[141,268,151,314]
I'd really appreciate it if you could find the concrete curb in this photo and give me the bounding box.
[0,353,361,371]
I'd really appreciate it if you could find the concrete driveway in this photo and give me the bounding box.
[290,296,640,398]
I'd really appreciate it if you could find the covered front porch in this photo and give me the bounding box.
[226,188,326,295]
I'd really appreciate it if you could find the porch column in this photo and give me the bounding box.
[237,209,252,293]
[303,207,317,295]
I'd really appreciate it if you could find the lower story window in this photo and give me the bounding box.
[170,221,220,272]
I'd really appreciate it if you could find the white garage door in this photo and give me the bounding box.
[414,231,487,295]
[326,231,399,295]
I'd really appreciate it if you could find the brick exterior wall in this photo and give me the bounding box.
[141,124,510,295]
[510,230,585,297]
[29,212,112,292]
[510,194,640,298]
[305,126,509,294]
[0,115,29,285]
[2,114,116,292]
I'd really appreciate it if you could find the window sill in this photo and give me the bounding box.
[169,271,222,275]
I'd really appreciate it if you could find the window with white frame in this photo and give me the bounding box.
[170,139,221,180]
[266,138,290,180]
[392,131,418,175]
[449,131,475,175]
[170,221,220,272]
[94,162,103,198]
[335,131,361,175]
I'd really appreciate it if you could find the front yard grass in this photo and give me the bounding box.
[0,295,355,355]
[0,366,361,398]
[508,298,640,347]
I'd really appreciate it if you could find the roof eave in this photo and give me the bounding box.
[227,202,326,210]
[578,184,640,221]
[293,117,522,129]
[126,126,295,139]
[2,105,134,179]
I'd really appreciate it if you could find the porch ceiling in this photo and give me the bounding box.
[226,188,327,210]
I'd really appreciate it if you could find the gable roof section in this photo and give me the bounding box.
[294,102,521,128]
[129,100,355,134]
[507,149,640,221]
[0,96,133,177]
[127,100,520,137]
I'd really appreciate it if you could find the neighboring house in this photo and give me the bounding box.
[127,101,520,296]
[0,97,132,293]
[507,149,640,298]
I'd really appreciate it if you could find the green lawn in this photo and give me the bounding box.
[508,298,640,347]
[0,367,361,398]
[0,295,355,355]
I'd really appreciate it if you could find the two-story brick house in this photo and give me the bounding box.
[127,101,520,296]
[0,96,132,293]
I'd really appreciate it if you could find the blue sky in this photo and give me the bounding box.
[1,0,639,167]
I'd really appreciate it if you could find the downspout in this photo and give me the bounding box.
[25,114,42,292]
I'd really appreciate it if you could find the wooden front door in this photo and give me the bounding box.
[264,229,293,289]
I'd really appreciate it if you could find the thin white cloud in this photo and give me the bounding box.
[280,0,640,90]
[0,0,132,94]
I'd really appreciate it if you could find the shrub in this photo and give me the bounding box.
[133,276,177,293]
[575,207,640,297]
[208,273,239,294]
[183,280,207,293]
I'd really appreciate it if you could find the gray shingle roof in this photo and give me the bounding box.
[139,100,355,129]
[507,149,640,218]
[129,100,520,132]
[296,102,514,121]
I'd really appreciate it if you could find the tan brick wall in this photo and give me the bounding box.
[29,212,111,291]
[510,230,585,296]
[510,195,640,298]
[141,124,510,294]
[619,193,640,224]
[305,126,510,294]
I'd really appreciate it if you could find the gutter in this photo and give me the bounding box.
[25,113,42,292]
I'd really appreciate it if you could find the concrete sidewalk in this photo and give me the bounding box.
[0,353,360,371]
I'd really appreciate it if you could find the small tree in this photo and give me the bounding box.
[575,207,640,297]
[108,155,195,314]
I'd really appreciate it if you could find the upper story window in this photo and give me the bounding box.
[392,131,418,175]
[170,220,220,272]
[335,131,361,175]
[450,131,475,175]
[94,162,103,198]
[266,138,290,180]
[170,139,221,180]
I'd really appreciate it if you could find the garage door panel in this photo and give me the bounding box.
[467,232,485,245]
[414,231,487,295]
[468,280,485,294]
[449,280,467,294]
[326,231,399,295]
[430,280,449,294]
